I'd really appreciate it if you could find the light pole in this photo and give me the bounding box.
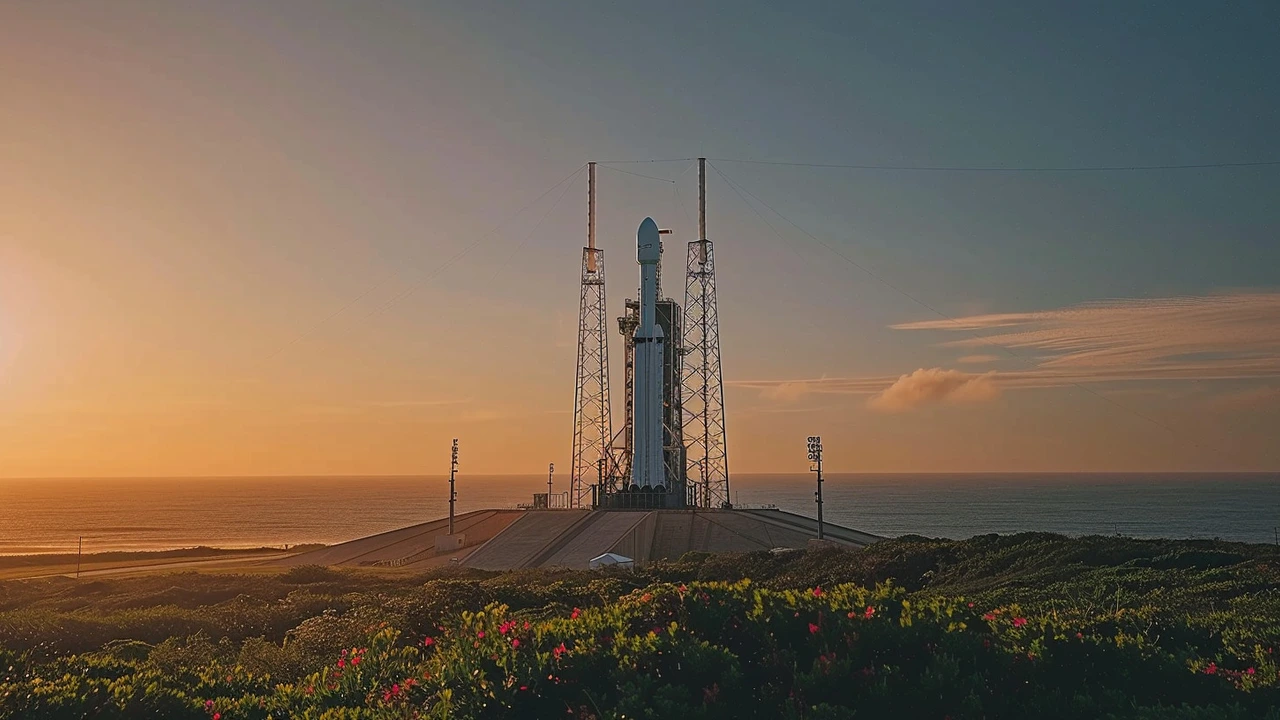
[548,463,555,504]
[449,439,458,535]
[807,436,824,540]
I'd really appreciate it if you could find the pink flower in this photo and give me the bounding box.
[1012,617,1028,628]
[1247,667,1256,675]
[812,587,823,598]
[808,623,820,634]
[392,683,400,694]
[511,638,521,649]
[570,608,581,620]
[864,606,875,619]
[205,701,214,709]
[967,602,974,608]
[213,715,221,720]
[476,631,485,639]
[519,685,528,691]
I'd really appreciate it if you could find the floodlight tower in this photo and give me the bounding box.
[570,163,613,509]
[682,158,731,508]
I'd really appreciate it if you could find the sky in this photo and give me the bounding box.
[1,1,1278,477]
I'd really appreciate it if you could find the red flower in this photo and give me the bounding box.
[1204,663,1218,675]
[864,606,875,619]
[205,701,214,709]
[553,641,567,659]
[570,608,581,620]
[812,587,823,597]
[213,715,221,720]
[499,620,516,635]
[1247,667,1256,675]
[1012,617,1028,628]
[512,638,521,649]
[476,631,485,639]
[982,613,996,621]
[809,623,820,634]
[423,636,435,647]
[641,592,653,603]
[520,685,528,691]
[967,602,974,608]
[351,656,361,666]
[337,659,345,668]
[678,584,687,593]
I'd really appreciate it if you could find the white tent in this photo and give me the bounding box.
[589,552,634,570]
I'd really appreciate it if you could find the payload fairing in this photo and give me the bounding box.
[630,218,666,490]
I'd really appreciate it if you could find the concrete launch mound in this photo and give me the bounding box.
[279,508,880,571]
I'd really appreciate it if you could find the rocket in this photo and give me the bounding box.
[631,218,666,490]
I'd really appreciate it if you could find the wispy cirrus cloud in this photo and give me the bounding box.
[892,292,1280,384]
[731,292,1280,411]
[957,354,1000,364]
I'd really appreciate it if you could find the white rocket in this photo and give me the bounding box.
[631,217,666,490]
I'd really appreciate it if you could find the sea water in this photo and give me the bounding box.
[1,473,1277,554]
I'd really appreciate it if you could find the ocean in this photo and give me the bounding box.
[1,474,1277,555]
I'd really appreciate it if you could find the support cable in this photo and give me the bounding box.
[709,162,1231,462]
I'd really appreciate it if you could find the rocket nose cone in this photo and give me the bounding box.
[637,217,661,262]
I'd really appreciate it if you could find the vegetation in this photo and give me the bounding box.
[2,533,1279,718]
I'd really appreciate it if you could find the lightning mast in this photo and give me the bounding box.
[570,162,612,508]
[682,158,731,508]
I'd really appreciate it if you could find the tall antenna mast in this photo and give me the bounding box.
[570,162,613,508]
[449,438,458,535]
[682,157,731,508]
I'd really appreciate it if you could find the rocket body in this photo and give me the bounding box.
[631,218,666,489]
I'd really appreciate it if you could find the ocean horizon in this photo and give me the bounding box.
[3,472,1278,555]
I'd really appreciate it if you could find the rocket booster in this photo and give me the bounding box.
[631,218,666,489]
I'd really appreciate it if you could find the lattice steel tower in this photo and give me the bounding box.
[570,162,612,508]
[682,158,731,508]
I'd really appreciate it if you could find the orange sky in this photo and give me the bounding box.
[2,3,1278,477]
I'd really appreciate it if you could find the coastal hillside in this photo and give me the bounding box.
[2,533,1279,718]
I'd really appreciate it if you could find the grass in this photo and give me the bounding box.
[1,533,1278,718]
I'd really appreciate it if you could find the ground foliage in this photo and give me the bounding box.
[2,533,1279,718]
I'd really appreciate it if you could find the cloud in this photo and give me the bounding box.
[891,292,1280,385]
[867,368,999,412]
[730,292,1280,406]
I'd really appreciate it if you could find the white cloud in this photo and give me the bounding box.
[867,368,999,412]
[731,292,1280,405]
[891,292,1280,384]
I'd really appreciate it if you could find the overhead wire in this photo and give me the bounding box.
[259,163,587,365]
[708,161,1229,461]
[707,157,1280,173]
[480,165,587,286]
[597,165,676,184]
